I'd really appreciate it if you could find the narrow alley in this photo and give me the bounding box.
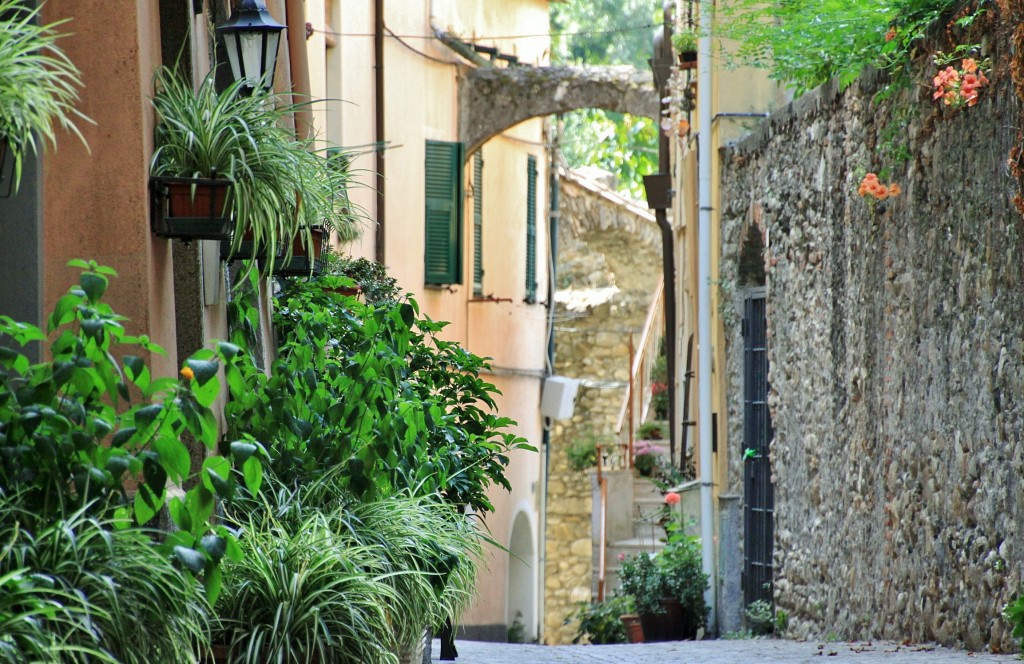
[430,639,1018,663]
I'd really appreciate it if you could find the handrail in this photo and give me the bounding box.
[596,449,607,602]
[615,278,665,438]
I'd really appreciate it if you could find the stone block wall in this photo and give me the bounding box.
[719,26,1024,652]
[542,171,662,644]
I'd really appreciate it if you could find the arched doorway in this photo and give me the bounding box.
[506,509,536,642]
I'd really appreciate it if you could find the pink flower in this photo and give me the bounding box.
[618,553,626,562]
[664,492,681,506]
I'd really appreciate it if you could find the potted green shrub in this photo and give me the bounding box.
[0,0,88,195]
[618,528,708,642]
[633,439,662,477]
[568,594,635,644]
[637,421,664,440]
[150,67,361,264]
[672,26,699,68]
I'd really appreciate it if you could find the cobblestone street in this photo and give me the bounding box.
[430,639,1019,663]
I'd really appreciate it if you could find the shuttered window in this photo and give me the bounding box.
[472,152,484,297]
[424,140,464,285]
[525,155,538,303]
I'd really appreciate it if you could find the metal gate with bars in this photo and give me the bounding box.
[742,287,774,608]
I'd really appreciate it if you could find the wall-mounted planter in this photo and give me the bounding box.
[677,51,697,70]
[150,175,233,241]
[221,229,276,262]
[274,225,328,276]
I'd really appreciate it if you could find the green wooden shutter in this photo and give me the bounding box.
[424,140,464,285]
[472,152,484,297]
[525,155,538,303]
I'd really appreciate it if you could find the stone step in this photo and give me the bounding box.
[632,520,666,542]
[633,476,665,502]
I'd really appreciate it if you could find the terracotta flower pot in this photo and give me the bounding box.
[620,614,645,643]
[150,176,233,240]
[274,225,328,276]
[638,598,699,642]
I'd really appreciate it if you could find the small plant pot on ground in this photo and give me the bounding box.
[150,175,233,241]
[620,614,645,643]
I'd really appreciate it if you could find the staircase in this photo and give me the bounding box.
[600,472,667,595]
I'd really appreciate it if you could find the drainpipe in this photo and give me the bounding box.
[284,0,312,141]
[538,119,560,643]
[374,0,386,264]
[697,0,718,635]
[648,3,678,472]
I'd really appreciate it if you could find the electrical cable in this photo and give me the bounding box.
[310,22,661,41]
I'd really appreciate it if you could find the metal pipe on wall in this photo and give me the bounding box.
[374,0,386,264]
[284,0,312,141]
[697,0,718,635]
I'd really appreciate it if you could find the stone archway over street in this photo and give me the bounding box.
[458,65,658,153]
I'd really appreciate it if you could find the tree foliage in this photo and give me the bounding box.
[550,0,654,67]
[718,0,962,96]
[550,0,659,198]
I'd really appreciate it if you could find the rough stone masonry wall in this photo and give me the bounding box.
[719,26,1024,652]
[543,173,661,644]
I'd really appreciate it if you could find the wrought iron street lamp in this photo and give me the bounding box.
[217,0,285,92]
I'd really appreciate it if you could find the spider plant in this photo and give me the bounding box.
[0,501,212,664]
[0,567,118,664]
[338,493,482,656]
[217,510,399,664]
[150,66,362,268]
[0,0,89,192]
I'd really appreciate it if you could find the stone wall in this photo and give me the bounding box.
[543,171,662,644]
[719,29,1024,652]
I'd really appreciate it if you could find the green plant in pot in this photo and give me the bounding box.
[633,439,662,477]
[568,594,634,644]
[0,0,89,194]
[672,25,699,65]
[150,67,362,264]
[637,421,664,441]
[618,525,708,642]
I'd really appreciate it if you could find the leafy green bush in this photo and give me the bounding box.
[224,273,531,513]
[0,260,255,601]
[568,595,634,644]
[745,599,774,635]
[566,436,598,472]
[637,421,663,440]
[1003,595,1024,651]
[321,253,401,304]
[618,526,708,636]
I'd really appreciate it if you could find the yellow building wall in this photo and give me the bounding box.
[40,0,176,379]
[307,0,551,638]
